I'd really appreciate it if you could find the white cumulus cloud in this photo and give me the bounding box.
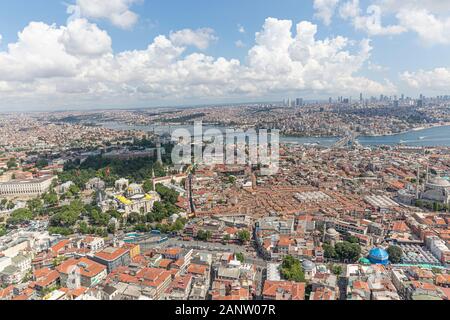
[339,0,406,36]
[169,28,218,50]
[60,18,112,56]
[0,17,394,109]
[335,0,450,44]
[396,8,450,45]
[67,0,140,29]
[401,68,450,92]
[313,0,340,26]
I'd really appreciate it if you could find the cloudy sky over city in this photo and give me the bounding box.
[0,0,449,110]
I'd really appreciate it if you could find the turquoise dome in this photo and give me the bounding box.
[368,248,389,265]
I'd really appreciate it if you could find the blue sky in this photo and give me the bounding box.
[0,0,449,110]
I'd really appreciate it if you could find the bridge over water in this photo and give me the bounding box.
[332,132,360,148]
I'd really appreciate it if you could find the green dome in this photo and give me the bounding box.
[359,258,371,265]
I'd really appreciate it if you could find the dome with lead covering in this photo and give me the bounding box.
[327,228,338,235]
[428,177,450,187]
[302,260,316,271]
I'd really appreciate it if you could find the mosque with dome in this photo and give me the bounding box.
[367,247,390,265]
[420,176,450,206]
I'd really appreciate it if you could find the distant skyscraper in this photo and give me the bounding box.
[360,93,363,102]
[285,98,293,107]
[393,100,399,108]
[295,98,303,107]
[417,99,423,108]
[329,97,332,104]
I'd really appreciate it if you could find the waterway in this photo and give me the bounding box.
[99,121,450,147]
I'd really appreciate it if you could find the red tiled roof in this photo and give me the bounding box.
[166,275,193,293]
[94,247,129,262]
[187,264,208,276]
[50,239,71,254]
[0,285,14,299]
[436,274,450,286]
[35,270,60,288]
[135,268,172,288]
[57,257,106,278]
[158,259,173,269]
[353,281,370,291]
[278,236,293,247]
[262,281,305,300]
[311,287,335,300]
[60,287,88,298]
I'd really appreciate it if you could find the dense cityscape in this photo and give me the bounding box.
[1,0,450,312]
[0,95,449,301]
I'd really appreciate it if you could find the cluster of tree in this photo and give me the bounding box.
[7,208,33,225]
[49,200,84,229]
[142,179,154,193]
[78,221,109,237]
[35,159,49,169]
[342,232,360,244]
[48,226,74,236]
[387,245,403,264]
[197,230,212,241]
[147,201,180,222]
[280,255,306,283]
[81,156,167,182]
[7,158,17,169]
[84,206,121,227]
[132,218,186,234]
[235,252,245,263]
[331,264,343,276]
[58,167,97,189]
[237,230,251,244]
[157,218,185,233]
[42,192,59,207]
[0,225,6,237]
[155,184,180,204]
[0,199,15,211]
[324,241,361,263]
[60,156,168,190]
[414,200,449,212]
[61,185,81,200]
[27,198,44,216]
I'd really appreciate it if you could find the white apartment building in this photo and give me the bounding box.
[0,175,55,197]
[425,236,450,265]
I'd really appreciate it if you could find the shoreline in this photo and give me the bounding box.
[99,120,450,143]
[364,122,450,138]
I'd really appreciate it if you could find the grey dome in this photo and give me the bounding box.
[302,260,316,271]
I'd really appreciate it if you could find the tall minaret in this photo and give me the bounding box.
[416,164,420,200]
[156,137,163,164]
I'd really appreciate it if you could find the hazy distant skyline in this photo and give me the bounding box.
[0,0,450,111]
